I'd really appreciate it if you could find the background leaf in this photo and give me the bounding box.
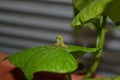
[71,0,112,27]
[70,51,85,59]
[72,0,93,16]
[103,0,120,27]
[8,46,77,80]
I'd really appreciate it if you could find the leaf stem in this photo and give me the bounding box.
[83,16,107,79]
[68,73,72,80]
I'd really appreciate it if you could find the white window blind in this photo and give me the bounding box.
[0,0,120,76]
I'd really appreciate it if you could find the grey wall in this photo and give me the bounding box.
[0,0,120,77]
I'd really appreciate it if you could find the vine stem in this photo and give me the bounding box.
[83,16,107,80]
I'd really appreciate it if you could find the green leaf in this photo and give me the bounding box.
[72,0,93,16]
[67,46,100,59]
[103,0,120,26]
[8,46,78,80]
[83,22,96,30]
[71,0,112,27]
[67,45,100,53]
[112,76,120,80]
[71,14,82,27]
[70,51,85,59]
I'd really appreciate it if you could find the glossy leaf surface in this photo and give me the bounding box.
[8,46,78,80]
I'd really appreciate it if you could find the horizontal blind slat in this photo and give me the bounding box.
[0,1,73,18]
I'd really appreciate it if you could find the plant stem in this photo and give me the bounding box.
[68,73,72,80]
[83,16,107,79]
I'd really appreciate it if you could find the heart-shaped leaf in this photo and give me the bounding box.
[8,46,77,80]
